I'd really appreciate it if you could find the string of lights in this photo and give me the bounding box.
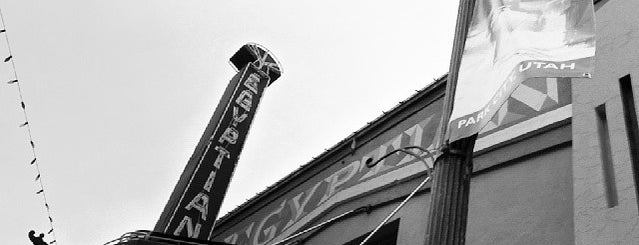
[0,8,58,245]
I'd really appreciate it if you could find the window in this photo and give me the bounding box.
[596,104,618,207]
[594,0,610,11]
[342,219,399,245]
[619,75,639,212]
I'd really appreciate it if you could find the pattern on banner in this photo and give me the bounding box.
[479,77,571,134]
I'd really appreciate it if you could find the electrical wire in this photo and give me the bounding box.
[358,146,438,245]
[270,206,371,245]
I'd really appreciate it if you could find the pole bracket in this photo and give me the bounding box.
[438,142,466,158]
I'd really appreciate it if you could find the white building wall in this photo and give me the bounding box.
[572,0,639,244]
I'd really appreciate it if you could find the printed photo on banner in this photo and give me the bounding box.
[447,0,596,141]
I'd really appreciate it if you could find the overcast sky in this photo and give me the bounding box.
[0,1,458,244]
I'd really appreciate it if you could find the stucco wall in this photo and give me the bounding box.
[571,0,639,244]
[467,145,573,245]
[302,191,431,245]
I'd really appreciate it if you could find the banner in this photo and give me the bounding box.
[447,0,595,141]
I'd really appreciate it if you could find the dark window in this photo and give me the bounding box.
[596,104,618,208]
[342,219,399,245]
[619,74,639,212]
[594,0,610,11]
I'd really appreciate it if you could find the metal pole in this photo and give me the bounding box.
[425,135,476,245]
[427,0,477,244]
[435,0,477,147]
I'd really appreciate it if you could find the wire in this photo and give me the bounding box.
[269,206,371,245]
[0,8,59,245]
[358,146,438,245]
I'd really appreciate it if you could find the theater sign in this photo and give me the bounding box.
[155,44,282,240]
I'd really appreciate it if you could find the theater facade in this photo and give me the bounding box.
[210,1,639,244]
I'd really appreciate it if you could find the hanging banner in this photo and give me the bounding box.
[154,43,282,241]
[447,0,595,141]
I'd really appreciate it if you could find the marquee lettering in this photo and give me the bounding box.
[282,180,324,231]
[253,201,287,245]
[232,107,248,127]
[219,127,239,145]
[236,90,253,112]
[319,160,359,204]
[185,192,210,221]
[174,216,201,238]
[172,71,263,238]
[212,146,230,169]
[244,74,260,94]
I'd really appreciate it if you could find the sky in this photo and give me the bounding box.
[0,1,458,244]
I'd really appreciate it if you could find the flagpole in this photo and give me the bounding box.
[426,0,477,244]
